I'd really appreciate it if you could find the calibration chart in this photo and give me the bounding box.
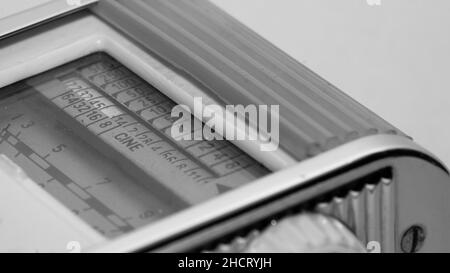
[0,53,268,238]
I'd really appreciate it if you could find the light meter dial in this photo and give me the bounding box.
[213,213,365,253]
[245,213,365,253]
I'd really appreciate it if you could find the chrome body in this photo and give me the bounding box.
[0,1,448,253]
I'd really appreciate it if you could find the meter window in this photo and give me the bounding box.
[0,52,269,238]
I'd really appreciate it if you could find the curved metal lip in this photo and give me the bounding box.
[92,134,448,252]
[0,0,97,39]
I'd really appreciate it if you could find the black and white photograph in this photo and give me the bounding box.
[0,0,448,261]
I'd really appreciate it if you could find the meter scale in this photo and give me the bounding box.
[26,52,269,203]
[75,55,263,179]
[0,52,270,239]
[0,92,175,238]
[0,126,139,237]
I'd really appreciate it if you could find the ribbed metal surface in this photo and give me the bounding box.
[92,0,404,160]
[210,214,365,253]
[316,177,396,252]
[208,230,261,253]
[244,214,365,253]
[207,176,395,253]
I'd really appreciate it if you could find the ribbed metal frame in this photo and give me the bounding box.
[91,0,404,160]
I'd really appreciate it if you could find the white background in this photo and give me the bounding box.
[211,0,450,167]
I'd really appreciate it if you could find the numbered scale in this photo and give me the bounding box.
[0,53,268,239]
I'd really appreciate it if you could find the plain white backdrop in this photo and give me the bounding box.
[211,0,450,167]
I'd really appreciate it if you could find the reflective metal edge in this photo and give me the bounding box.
[0,0,97,39]
[90,134,448,252]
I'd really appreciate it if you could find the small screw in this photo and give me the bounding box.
[401,225,426,253]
